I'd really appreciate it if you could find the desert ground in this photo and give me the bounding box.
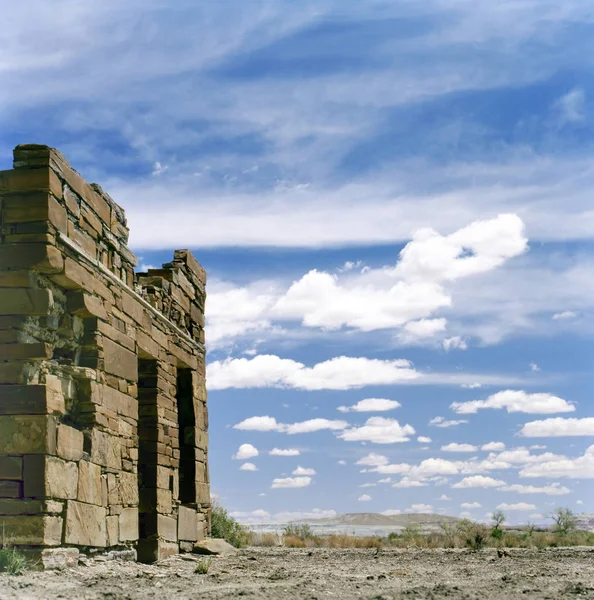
[1,546,594,600]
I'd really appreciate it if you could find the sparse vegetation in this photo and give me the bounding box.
[551,507,578,536]
[267,509,594,550]
[283,524,315,539]
[195,557,212,574]
[0,545,28,576]
[210,500,250,548]
[490,510,506,540]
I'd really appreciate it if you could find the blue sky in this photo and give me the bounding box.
[2,0,593,525]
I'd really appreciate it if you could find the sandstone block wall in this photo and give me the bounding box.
[0,145,210,564]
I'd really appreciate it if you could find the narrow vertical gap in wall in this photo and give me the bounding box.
[176,367,196,505]
[137,357,159,562]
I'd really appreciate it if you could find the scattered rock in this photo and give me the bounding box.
[193,538,238,556]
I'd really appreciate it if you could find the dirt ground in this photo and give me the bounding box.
[1,546,594,600]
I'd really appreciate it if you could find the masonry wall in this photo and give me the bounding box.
[0,145,210,565]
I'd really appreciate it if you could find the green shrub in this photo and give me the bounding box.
[464,524,488,551]
[0,546,27,576]
[195,557,212,574]
[283,524,315,539]
[551,507,578,536]
[210,501,249,548]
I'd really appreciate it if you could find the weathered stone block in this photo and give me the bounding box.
[0,342,52,361]
[139,488,172,514]
[0,385,65,415]
[67,291,108,320]
[0,415,57,454]
[77,461,102,505]
[106,515,119,546]
[0,165,62,197]
[0,515,63,545]
[0,243,63,273]
[157,515,177,542]
[0,270,36,288]
[103,337,138,382]
[119,507,139,542]
[196,483,210,505]
[0,456,23,480]
[137,539,178,564]
[56,424,84,461]
[178,506,198,542]
[0,361,33,384]
[2,192,67,233]
[0,499,45,515]
[24,455,78,500]
[0,481,22,498]
[36,547,80,571]
[87,429,122,470]
[64,500,107,547]
[119,471,138,506]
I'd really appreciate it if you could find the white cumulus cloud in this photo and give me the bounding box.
[452,476,507,488]
[271,476,312,489]
[418,436,432,443]
[208,355,419,390]
[338,417,415,444]
[481,442,505,451]
[498,483,571,495]
[355,453,389,467]
[450,390,575,415]
[338,398,401,413]
[233,443,259,460]
[441,443,478,452]
[520,417,594,437]
[269,448,300,456]
[358,494,372,502]
[496,502,536,511]
[240,462,258,471]
[519,445,594,479]
[429,416,469,428]
[461,502,482,509]
[443,336,468,351]
[292,466,316,476]
[234,416,281,432]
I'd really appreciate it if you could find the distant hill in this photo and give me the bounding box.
[292,512,461,528]
[576,514,594,532]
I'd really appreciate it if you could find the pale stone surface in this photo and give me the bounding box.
[45,457,79,500]
[77,461,103,505]
[57,424,84,461]
[106,515,119,547]
[89,429,122,470]
[0,415,57,454]
[119,508,139,542]
[39,548,80,571]
[119,471,138,506]
[64,500,107,547]
[193,539,237,556]
[0,515,63,546]
[0,288,53,315]
[103,338,138,382]
[158,515,178,542]
[178,506,198,542]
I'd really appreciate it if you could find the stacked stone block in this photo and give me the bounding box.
[0,145,210,565]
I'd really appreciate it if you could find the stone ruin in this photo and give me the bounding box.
[0,145,210,566]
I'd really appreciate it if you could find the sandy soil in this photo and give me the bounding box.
[1,546,594,600]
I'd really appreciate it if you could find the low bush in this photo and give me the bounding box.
[195,557,212,574]
[210,501,250,548]
[0,546,27,576]
[249,532,280,547]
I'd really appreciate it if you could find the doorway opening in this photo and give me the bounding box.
[176,368,196,505]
